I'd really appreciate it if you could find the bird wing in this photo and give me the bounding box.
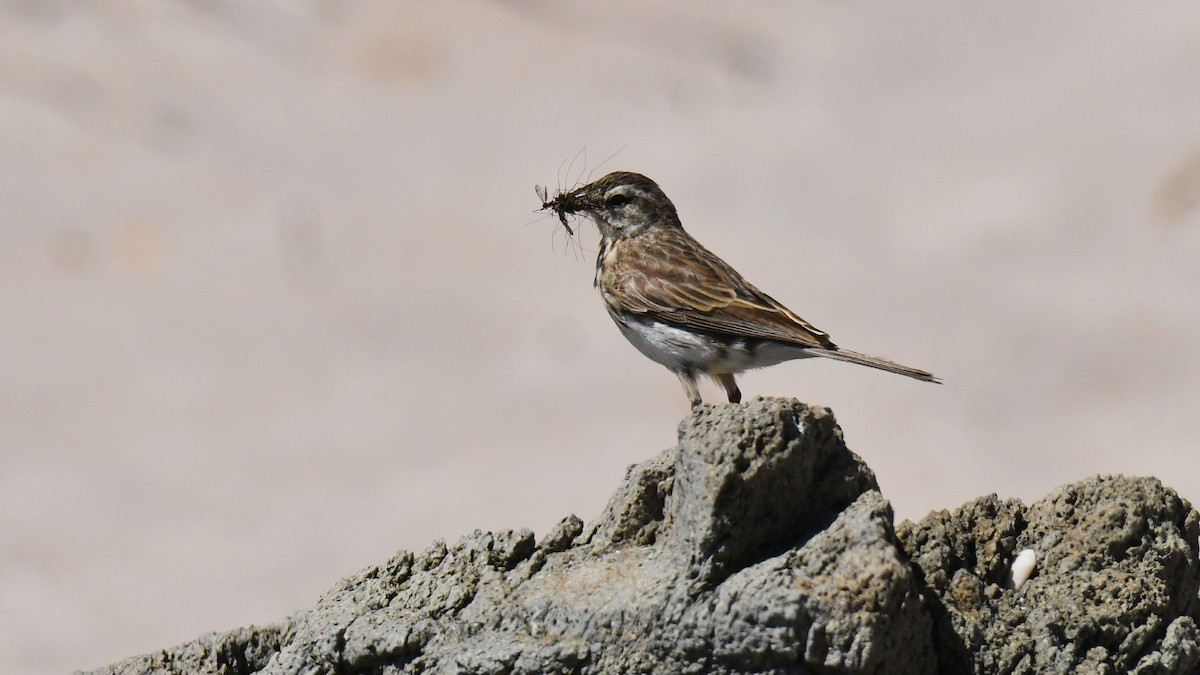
[603,228,837,350]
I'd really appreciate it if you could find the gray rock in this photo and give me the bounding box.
[83,398,932,674]
[81,622,295,675]
[897,475,1200,674]
[82,399,1200,674]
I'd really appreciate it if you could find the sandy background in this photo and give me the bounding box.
[3,2,1199,672]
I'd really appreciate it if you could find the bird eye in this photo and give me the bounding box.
[605,193,632,207]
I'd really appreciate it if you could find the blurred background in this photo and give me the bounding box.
[3,1,1199,671]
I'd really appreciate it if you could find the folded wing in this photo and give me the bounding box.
[604,228,838,350]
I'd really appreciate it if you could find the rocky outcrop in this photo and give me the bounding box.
[83,398,1200,675]
[898,476,1200,674]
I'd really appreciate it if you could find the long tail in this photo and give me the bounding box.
[813,347,942,384]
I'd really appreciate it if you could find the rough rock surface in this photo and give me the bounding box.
[83,398,1200,675]
[897,475,1200,675]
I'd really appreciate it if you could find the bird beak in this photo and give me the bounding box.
[538,185,593,236]
[555,187,594,214]
[542,186,595,219]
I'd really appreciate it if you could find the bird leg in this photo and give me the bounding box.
[676,371,703,408]
[714,373,742,404]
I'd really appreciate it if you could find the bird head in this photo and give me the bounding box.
[541,171,681,241]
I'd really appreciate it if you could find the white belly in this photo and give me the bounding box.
[610,311,810,374]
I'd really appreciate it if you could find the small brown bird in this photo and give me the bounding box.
[539,171,940,408]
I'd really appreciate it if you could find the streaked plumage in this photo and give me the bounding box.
[540,171,940,407]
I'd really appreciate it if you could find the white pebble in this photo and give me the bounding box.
[1010,548,1037,589]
